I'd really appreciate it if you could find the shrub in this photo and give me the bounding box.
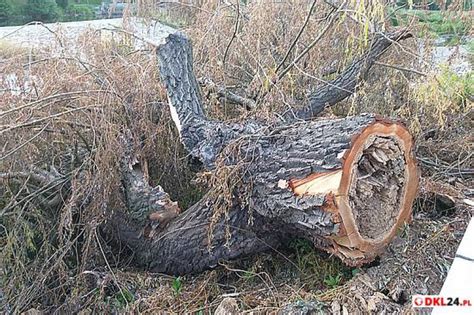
[64,4,94,21]
[24,0,61,23]
[0,0,12,26]
[56,0,69,9]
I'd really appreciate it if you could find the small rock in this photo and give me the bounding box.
[215,297,239,315]
[331,301,341,315]
[279,300,326,315]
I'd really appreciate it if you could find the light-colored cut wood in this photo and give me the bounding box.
[291,170,343,196]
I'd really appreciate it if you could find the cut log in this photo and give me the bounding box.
[109,114,418,275]
[104,28,418,275]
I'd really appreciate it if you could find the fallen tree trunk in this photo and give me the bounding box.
[110,113,418,275]
[103,27,419,275]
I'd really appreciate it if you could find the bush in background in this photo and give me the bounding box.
[24,0,61,23]
[64,3,94,22]
[0,0,12,26]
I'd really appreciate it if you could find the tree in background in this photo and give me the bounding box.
[0,0,12,26]
[56,0,69,10]
[64,3,94,21]
[24,0,61,23]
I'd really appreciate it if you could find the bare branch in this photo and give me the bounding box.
[375,61,427,76]
[200,78,256,109]
[275,0,318,74]
[283,29,413,120]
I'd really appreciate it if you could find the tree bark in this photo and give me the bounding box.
[111,113,418,275]
[106,29,418,275]
[284,30,413,120]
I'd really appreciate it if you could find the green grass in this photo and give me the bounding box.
[437,67,473,105]
[288,239,355,289]
[389,9,472,44]
[172,276,183,297]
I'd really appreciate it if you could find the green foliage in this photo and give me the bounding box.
[0,0,12,26]
[288,239,352,288]
[56,0,68,9]
[0,0,27,26]
[396,0,472,10]
[402,66,473,133]
[239,264,258,282]
[172,276,183,296]
[0,0,102,25]
[390,9,472,41]
[24,0,61,23]
[436,67,473,106]
[64,3,94,22]
[323,274,342,289]
[113,288,135,309]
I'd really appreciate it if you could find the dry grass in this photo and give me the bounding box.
[0,1,473,313]
[0,26,199,313]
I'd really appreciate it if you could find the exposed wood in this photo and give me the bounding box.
[335,121,418,257]
[119,129,180,228]
[290,170,342,196]
[109,114,418,274]
[103,29,420,275]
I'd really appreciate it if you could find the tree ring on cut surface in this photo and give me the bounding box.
[335,121,418,257]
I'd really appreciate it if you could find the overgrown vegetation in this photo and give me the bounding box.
[1,0,472,313]
[390,9,472,44]
[0,0,102,25]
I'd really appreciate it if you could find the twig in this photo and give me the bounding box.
[254,6,340,105]
[0,90,112,118]
[275,0,318,74]
[1,105,101,135]
[94,230,131,309]
[277,7,339,81]
[222,0,240,70]
[1,122,50,161]
[375,61,427,76]
[293,63,354,94]
[418,157,474,178]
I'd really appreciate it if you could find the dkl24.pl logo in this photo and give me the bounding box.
[412,295,472,307]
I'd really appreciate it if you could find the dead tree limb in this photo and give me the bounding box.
[284,30,413,120]
[110,115,418,275]
[104,30,419,275]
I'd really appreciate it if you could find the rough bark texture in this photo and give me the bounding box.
[112,114,417,275]
[119,130,179,226]
[106,28,418,275]
[157,32,261,168]
[284,30,413,120]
